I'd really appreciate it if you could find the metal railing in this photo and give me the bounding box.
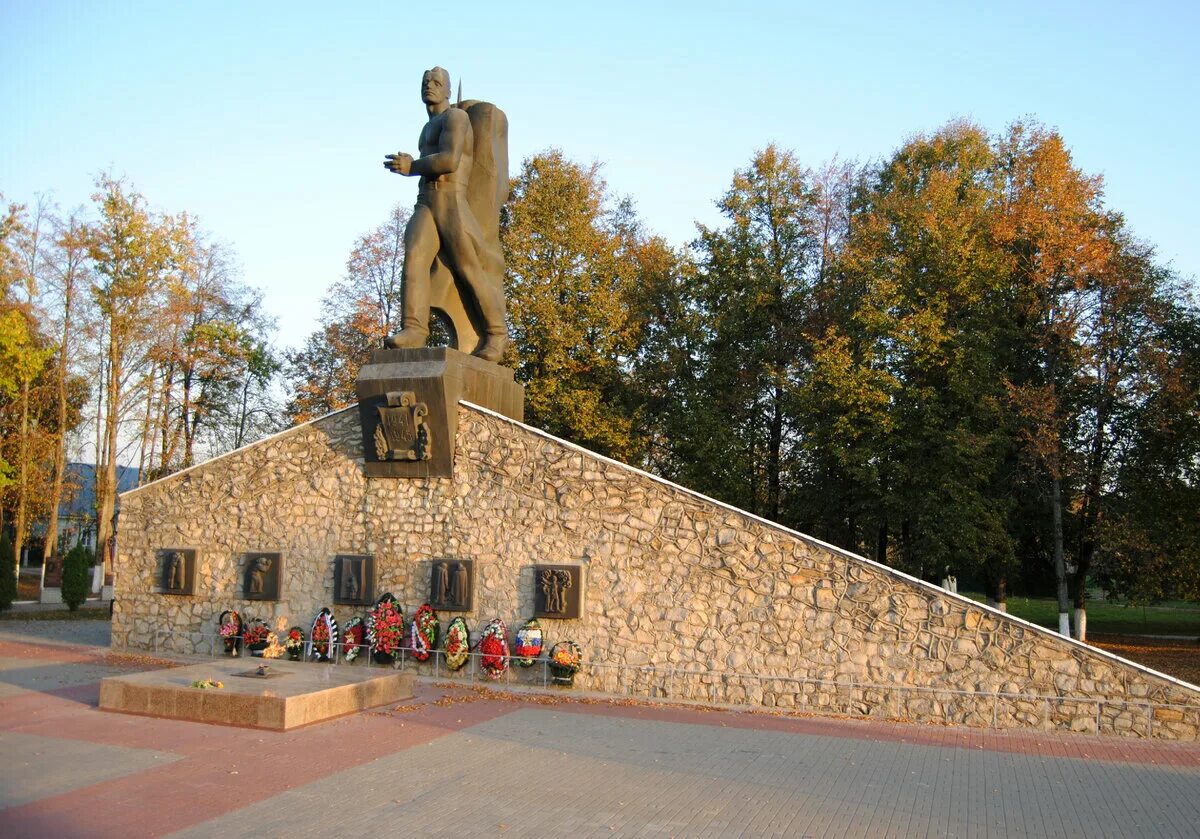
[136,628,1199,741]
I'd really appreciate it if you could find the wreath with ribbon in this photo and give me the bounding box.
[217,610,242,655]
[366,593,405,661]
[411,603,440,662]
[513,618,544,667]
[310,608,339,662]
[478,618,510,680]
[342,617,366,662]
[444,616,470,671]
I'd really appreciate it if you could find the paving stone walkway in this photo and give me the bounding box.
[1,621,1199,838]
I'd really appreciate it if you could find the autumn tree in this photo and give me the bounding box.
[992,122,1119,636]
[503,150,674,462]
[0,196,59,559]
[1,198,90,570]
[136,218,279,478]
[285,205,408,422]
[0,198,59,570]
[87,175,175,574]
[40,210,92,561]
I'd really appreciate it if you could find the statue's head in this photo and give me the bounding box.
[422,67,450,105]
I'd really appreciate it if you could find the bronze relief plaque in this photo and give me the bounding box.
[159,548,196,596]
[241,552,282,601]
[429,558,473,611]
[532,564,584,619]
[334,555,374,606]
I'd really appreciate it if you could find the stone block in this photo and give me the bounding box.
[356,347,524,478]
[99,662,414,731]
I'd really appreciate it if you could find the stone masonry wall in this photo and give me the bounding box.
[114,403,1200,739]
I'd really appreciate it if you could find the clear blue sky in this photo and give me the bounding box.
[3,1,1197,346]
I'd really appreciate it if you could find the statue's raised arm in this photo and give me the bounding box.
[382,66,509,363]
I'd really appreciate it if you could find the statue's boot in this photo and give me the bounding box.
[474,331,507,362]
[384,324,429,349]
[471,280,508,362]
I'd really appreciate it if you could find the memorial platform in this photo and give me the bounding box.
[98,661,414,730]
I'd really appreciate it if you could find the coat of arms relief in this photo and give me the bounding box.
[374,390,431,461]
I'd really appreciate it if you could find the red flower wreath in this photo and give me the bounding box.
[367,594,405,657]
[478,618,510,680]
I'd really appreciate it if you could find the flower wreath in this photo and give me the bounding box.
[478,618,510,680]
[309,608,339,662]
[284,626,306,660]
[366,593,405,660]
[342,617,366,662]
[217,610,242,654]
[411,603,440,662]
[513,618,544,667]
[444,616,471,671]
[549,643,580,676]
[242,618,271,653]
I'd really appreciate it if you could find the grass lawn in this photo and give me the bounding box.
[1089,635,1200,685]
[964,593,1200,636]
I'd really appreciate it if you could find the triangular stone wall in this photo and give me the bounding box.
[114,402,1200,739]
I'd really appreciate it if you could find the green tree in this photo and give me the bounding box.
[839,123,1016,585]
[61,543,91,611]
[679,145,822,519]
[1091,279,1200,604]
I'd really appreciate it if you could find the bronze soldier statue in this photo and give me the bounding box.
[383,66,509,362]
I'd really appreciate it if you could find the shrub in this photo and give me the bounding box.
[62,544,92,612]
[0,533,15,611]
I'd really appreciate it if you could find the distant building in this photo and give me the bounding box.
[25,463,140,564]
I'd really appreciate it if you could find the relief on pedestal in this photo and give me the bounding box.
[373,390,431,461]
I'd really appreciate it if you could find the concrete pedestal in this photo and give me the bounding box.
[355,347,524,478]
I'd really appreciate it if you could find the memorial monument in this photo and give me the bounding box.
[357,66,523,478]
[107,65,1200,741]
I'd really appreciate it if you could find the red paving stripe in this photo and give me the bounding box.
[0,683,102,726]
[0,639,108,663]
[0,687,515,839]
